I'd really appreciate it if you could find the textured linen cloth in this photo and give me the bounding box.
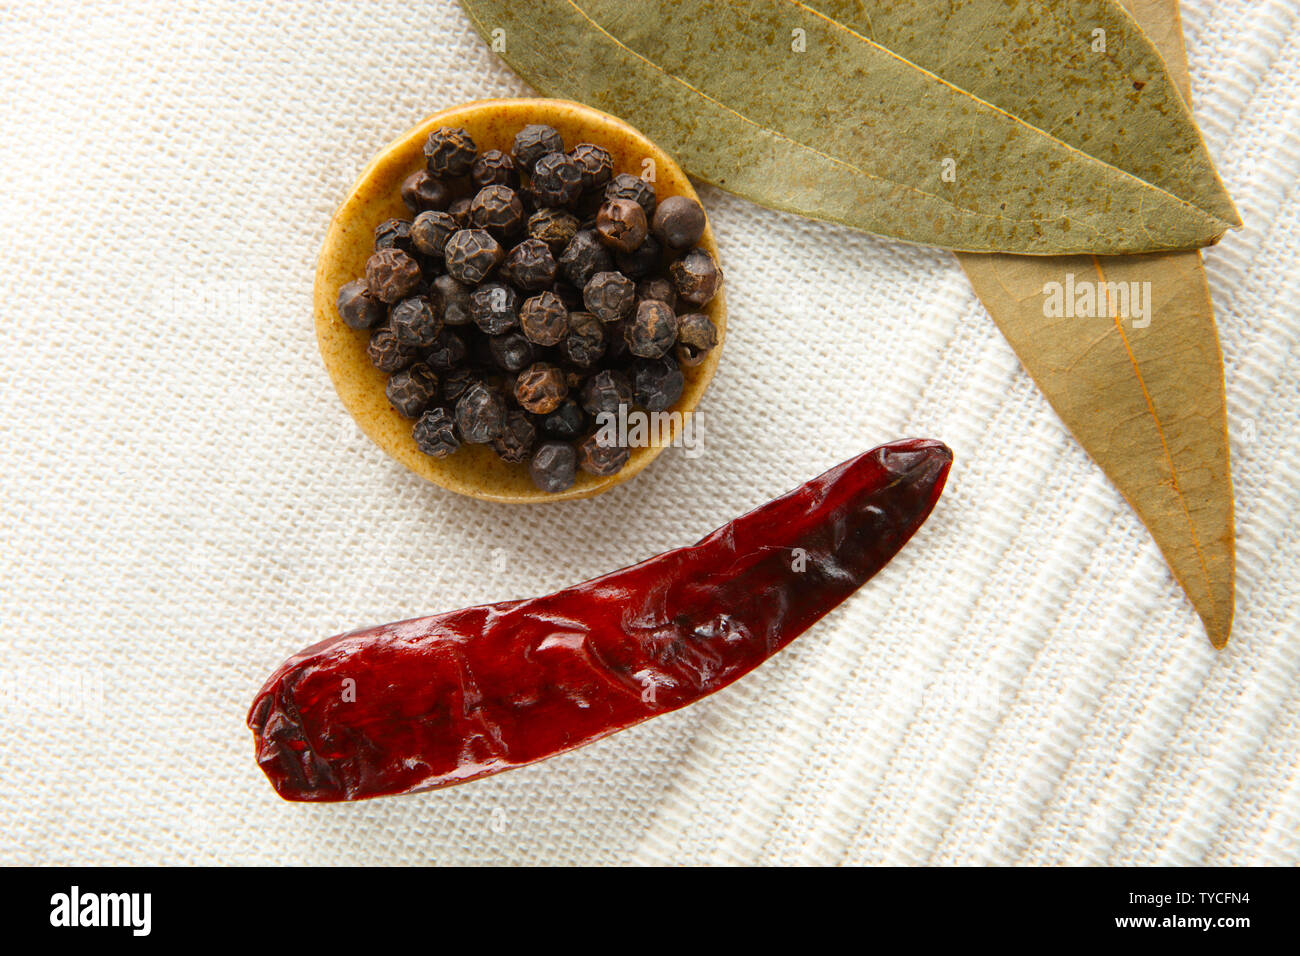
[0,0,1295,866]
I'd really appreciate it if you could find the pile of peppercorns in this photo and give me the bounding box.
[336,123,722,494]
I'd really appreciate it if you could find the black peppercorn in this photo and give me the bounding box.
[374,218,414,252]
[652,195,707,249]
[580,369,633,417]
[557,229,612,287]
[491,409,537,464]
[527,207,580,254]
[390,295,443,348]
[413,407,460,458]
[455,382,507,444]
[424,126,477,178]
[542,399,587,439]
[471,149,518,189]
[469,282,520,335]
[513,124,564,170]
[410,211,459,257]
[578,433,631,477]
[626,299,679,359]
[530,152,584,207]
[518,291,569,346]
[489,331,535,373]
[595,198,648,254]
[440,365,480,405]
[443,229,504,285]
[570,143,614,192]
[432,274,472,326]
[562,311,606,368]
[469,185,525,239]
[635,276,677,311]
[366,247,423,304]
[615,234,662,279]
[337,278,385,329]
[551,280,585,311]
[529,441,577,493]
[605,172,657,219]
[514,362,568,414]
[603,318,631,364]
[386,363,440,419]
[423,328,468,370]
[670,247,722,307]
[633,356,685,412]
[583,270,636,323]
[402,169,452,213]
[447,198,472,228]
[367,326,419,372]
[500,238,557,291]
[676,312,719,367]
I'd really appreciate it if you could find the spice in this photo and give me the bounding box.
[632,355,684,411]
[518,291,569,346]
[367,326,419,373]
[423,126,477,178]
[471,149,518,189]
[389,295,443,348]
[386,364,440,419]
[366,248,422,304]
[402,170,451,213]
[635,276,676,311]
[443,229,503,285]
[512,124,564,169]
[557,229,612,287]
[580,369,632,416]
[489,331,535,373]
[531,152,584,207]
[527,207,580,253]
[675,312,719,366]
[542,398,586,439]
[570,142,614,191]
[454,382,507,443]
[337,279,385,330]
[616,235,662,279]
[447,198,472,227]
[651,195,707,249]
[412,407,460,459]
[514,362,568,414]
[562,311,606,367]
[605,172,657,218]
[374,218,414,252]
[582,270,635,323]
[336,121,721,489]
[491,410,537,464]
[469,282,519,335]
[529,440,577,493]
[596,198,648,253]
[469,185,525,239]
[625,299,679,359]
[499,238,556,291]
[669,247,722,307]
[423,329,468,370]
[410,211,459,257]
[577,433,630,476]
[248,439,953,800]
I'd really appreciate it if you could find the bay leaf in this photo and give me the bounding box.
[459,0,1239,255]
[956,0,1235,647]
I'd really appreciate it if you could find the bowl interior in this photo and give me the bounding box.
[314,98,726,503]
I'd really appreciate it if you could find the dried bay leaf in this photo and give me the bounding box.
[956,0,1235,646]
[459,0,1239,255]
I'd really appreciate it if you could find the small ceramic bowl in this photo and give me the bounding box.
[314,98,726,503]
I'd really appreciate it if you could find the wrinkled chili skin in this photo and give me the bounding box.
[248,439,952,801]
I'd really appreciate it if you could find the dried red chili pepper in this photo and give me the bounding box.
[248,438,952,801]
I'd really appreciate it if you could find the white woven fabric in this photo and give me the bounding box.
[0,0,1295,866]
